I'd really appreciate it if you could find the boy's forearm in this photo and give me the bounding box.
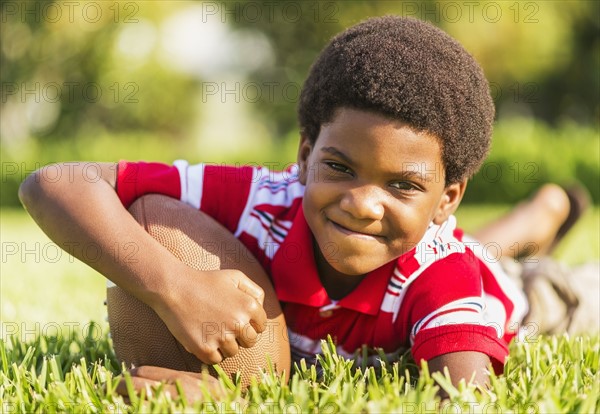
[18,162,182,307]
[427,351,491,398]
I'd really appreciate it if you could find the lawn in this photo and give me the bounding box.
[1,206,599,412]
[2,332,599,412]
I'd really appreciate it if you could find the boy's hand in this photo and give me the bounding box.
[152,266,267,364]
[116,365,226,404]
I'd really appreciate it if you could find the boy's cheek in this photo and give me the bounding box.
[304,163,333,185]
[302,163,319,184]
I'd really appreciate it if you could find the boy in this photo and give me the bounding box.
[18,16,593,398]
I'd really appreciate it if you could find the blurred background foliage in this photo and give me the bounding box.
[1,0,598,206]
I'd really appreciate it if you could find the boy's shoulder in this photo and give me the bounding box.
[386,216,481,301]
[409,215,472,267]
[387,216,486,311]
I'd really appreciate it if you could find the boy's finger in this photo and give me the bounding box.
[130,366,199,382]
[218,335,241,357]
[235,324,259,348]
[116,375,161,398]
[236,294,267,335]
[118,367,225,403]
[131,366,223,386]
[234,276,265,306]
[116,377,182,402]
[249,305,267,334]
[187,346,224,365]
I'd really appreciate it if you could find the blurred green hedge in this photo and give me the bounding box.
[464,119,599,204]
[1,118,598,207]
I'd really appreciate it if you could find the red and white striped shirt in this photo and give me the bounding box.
[117,160,528,372]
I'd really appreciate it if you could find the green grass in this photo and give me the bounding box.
[0,331,598,413]
[1,208,107,329]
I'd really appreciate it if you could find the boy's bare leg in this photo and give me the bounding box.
[473,184,571,260]
[477,184,596,336]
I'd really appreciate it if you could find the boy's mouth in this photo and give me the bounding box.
[327,218,384,240]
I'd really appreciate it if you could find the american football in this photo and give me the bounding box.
[106,194,290,388]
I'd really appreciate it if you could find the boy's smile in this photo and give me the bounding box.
[298,108,466,297]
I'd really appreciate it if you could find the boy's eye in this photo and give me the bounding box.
[390,181,417,191]
[325,162,352,174]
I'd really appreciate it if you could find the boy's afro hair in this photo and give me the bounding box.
[298,16,494,184]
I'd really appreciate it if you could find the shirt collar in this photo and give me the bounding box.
[270,204,395,315]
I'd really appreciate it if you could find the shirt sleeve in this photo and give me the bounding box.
[402,251,509,373]
[411,324,508,373]
[116,160,255,233]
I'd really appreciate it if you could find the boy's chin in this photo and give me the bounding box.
[326,256,389,276]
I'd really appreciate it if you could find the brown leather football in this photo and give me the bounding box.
[106,194,290,387]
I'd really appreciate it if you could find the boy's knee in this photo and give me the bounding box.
[533,184,570,223]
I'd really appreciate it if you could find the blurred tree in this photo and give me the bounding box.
[2,1,597,144]
[228,0,599,135]
[0,0,197,143]
[1,0,598,206]
[530,3,599,125]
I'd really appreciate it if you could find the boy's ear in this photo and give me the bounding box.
[433,180,468,225]
[297,134,313,185]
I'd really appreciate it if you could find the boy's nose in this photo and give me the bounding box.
[339,185,385,221]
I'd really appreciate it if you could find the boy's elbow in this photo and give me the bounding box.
[19,162,117,210]
[19,163,65,210]
[18,168,43,210]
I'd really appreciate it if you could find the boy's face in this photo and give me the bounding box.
[298,108,466,277]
